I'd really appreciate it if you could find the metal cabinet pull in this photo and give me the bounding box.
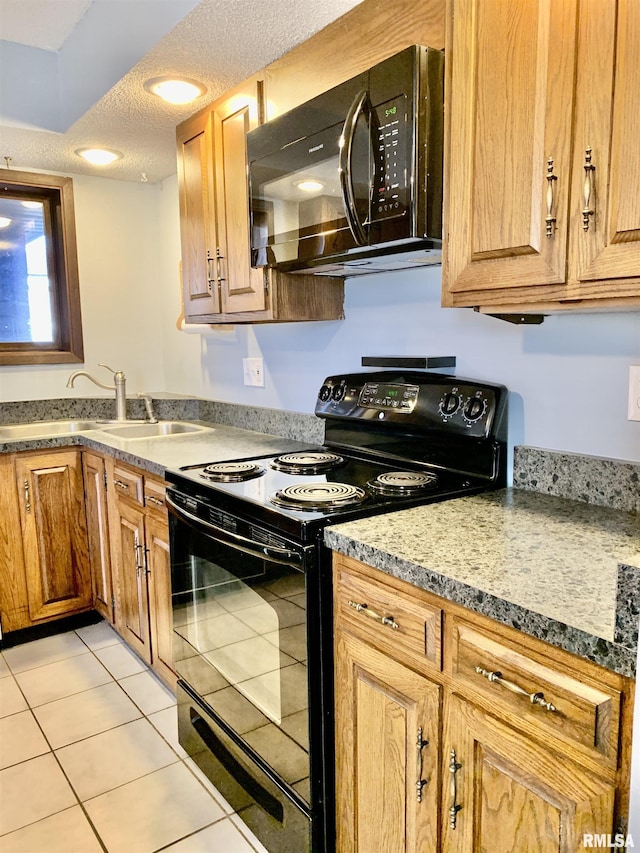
[134,531,143,578]
[416,727,429,802]
[114,479,130,492]
[545,157,557,238]
[347,600,399,630]
[582,147,595,231]
[206,251,216,293]
[216,247,226,284]
[24,480,31,514]
[145,494,164,508]
[449,748,462,829]
[475,666,557,712]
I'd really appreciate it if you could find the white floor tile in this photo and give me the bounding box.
[147,706,188,758]
[0,653,10,678]
[15,652,112,707]
[2,631,89,674]
[230,813,270,853]
[94,641,147,679]
[0,709,50,769]
[184,759,235,814]
[33,681,141,749]
[56,716,179,801]
[76,620,123,650]
[0,753,76,836]
[0,676,28,719]
[118,669,176,715]
[0,805,103,853]
[163,817,256,852]
[85,762,225,853]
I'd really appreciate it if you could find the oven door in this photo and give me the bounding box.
[167,491,315,809]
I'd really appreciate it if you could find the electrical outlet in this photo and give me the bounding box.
[628,366,640,421]
[243,357,264,387]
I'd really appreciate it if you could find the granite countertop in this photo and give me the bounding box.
[0,421,312,477]
[325,488,640,677]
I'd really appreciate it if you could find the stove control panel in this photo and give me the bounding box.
[316,372,507,440]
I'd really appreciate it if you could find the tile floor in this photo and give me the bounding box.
[0,620,269,853]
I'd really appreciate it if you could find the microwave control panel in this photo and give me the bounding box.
[372,96,409,220]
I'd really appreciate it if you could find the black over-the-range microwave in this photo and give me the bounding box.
[247,45,444,277]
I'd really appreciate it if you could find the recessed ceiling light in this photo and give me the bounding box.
[294,179,325,192]
[75,148,123,166]
[144,76,207,105]
[0,216,12,228]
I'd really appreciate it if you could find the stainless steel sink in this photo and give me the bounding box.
[0,420,104,440]
[97,421,208,439]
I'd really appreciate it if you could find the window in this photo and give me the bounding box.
[0,169,83,364]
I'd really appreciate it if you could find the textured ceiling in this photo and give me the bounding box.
[0,0,364,183]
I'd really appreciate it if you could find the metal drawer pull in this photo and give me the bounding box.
[416,726,429,802]
[347,600,399,630]
[145,494,164,507]
[449,748,462,829]
[582,147,595,231]
[24,480,31,514]
[114,479,130,491]
[475,666,557,712]
[545,157,557,238]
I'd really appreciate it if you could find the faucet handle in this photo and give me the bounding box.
[99,363,126,379]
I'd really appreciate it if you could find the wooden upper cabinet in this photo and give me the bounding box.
[444,0,640,311]
[213,78,266,315]
[15,450,92,622]
[176,110,220,317]
[444,0,579,301]
[569,0,640,297]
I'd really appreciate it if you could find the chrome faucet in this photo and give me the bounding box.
[138,392,158,423]
[66,363,127,421]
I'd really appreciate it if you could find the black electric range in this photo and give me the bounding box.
[166,371,508,853]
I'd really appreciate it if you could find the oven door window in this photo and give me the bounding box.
[171,521,310,805]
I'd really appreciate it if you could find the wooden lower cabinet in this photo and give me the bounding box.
[83,450,113,623]
[14,450,92,622]
[442,695,615,852]
[108,459,175,689]
[335,631,440,853]
[333,553,632,853]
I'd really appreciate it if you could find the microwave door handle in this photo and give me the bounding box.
[165,492,303,567]
[339,88,369,246]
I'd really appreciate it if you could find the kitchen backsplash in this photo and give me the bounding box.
[514,446,639,513]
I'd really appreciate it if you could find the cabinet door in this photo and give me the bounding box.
[444,0,579,303]
[442,694,615,852]
[0,454,29,631]
[335,631,440,853]
[568,0,640,295]
[15,451,92,622]
[213,77,266,314]
[145,513,175,689]
[176,110,220,318]
[112,501,151,664]
[83,451,113,623]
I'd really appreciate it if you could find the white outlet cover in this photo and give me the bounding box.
[629,365,640,421]
[243,357,264,387]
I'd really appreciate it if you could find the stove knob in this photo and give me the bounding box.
[439,392,461,417]
[318,384,332,402]
[332,382,346,402]
[463,396,487,423]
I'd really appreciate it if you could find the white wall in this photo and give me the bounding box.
[0,173,166,402]
[156,175,640,466]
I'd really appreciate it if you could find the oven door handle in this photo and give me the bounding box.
[166,492,304,567]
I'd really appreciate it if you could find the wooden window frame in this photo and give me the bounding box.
[0,169,84,365]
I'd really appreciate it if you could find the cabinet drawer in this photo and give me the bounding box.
[335,564,442,671]
[144,477,167,519]
[112,464,144,506]
[448,617,621,766]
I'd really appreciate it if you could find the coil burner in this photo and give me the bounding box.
[270,451,344,475]
[201,462,265,483]
[367,470,439,496]
[270,482,366,511]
